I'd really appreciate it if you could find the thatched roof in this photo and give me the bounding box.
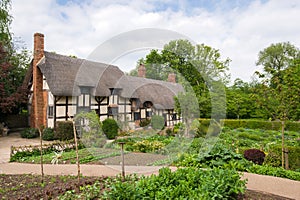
[36,52,184,109]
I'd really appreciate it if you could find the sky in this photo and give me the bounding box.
[10,0,300,83]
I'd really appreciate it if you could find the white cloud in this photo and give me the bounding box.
[11,0,300,82]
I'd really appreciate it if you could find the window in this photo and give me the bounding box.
[108,105,118,116]
[134,112,141,120]
[48,106,54,118]
[172,113,177,120]
[146,111,152,118]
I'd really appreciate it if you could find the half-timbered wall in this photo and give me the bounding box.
[45,92,180,128]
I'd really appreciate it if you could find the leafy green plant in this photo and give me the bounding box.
[103,167,246,199]
[139,118,151,127]
[151,115,165,130]
[42,127,55,141]
[55,121,74,141]
[20,128,39,139]
[102,118,119,139]
[75,111,106,147]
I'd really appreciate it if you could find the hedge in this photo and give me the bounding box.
[264,145,300,171]
[54,121,74,141]
[198,119,300,132]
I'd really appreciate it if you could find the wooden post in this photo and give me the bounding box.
[119,142,125,179]
[281,121,285,168]
[71,118,80,186]
[284,148,289,170]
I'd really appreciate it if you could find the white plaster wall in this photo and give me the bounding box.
[48,92,54,105]
[56,106,66,117]
[68,106,76,116]
[48,118,54,128]
[100,106,107,113]
[57,97,67,104]
[100,115,107,121]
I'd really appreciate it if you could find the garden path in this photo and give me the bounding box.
[0,132,299,199]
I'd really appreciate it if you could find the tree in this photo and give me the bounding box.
[0,0,30,119]
[132,39,230,118]
[256,42,300,87]
[254,42,300,168]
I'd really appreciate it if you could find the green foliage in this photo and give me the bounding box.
[20,128,39,139]
[139,118,151,127]
[75,111,106,147]
[55,121,74,141]
[0,0,30,116]
[176,142,245,168]
[248,165,300,181]
[102,118,119,139]
[151,115,165,130]
[103,167,246,199]
[198,119,300,132]
[132,140,164,153]
[265,145,300,171]
[42,127,55,141]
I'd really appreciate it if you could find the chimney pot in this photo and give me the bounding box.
[168,73,176,83]
[138,63,146,78]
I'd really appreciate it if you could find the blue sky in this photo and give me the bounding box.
[11,0,300,82]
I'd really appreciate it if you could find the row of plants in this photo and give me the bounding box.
[10,140,85,162]
[174,138,300,181]
[199,119,300,132]
[58,167,246,200]
[11,147,121,164]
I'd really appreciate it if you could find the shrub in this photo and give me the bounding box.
[102,118,119,139]
[103,167,246,199]
[20,128,39,139]
[139,118,151,127]
[151,115,165,130]
[55,121,74,141]
[243,149,265,165]
[265,145,300,171]
[75,111,106,147]
[42,127,55,141]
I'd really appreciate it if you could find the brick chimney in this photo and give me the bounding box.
[30,33,47,128]
[138,63,146,78]
[168,73,176,83]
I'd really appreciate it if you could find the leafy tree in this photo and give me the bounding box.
[0,0,30,118]
[226,78,256,119]
[254,42,300,168]
[132,39,229,118]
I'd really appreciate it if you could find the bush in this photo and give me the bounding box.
[139,118,151,127]
[243,149,265,165]
[42,127,55,141]
[102,118,119,139]
[55,121,74,141]
[103,167,246,199]
[265,145,300,171]
[151,115,165,130]
[20,128,39,139]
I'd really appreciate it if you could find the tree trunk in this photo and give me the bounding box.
[281,120,285,168]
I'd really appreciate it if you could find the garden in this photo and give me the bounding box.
[2,115,299,199]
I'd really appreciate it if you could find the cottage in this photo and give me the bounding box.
[27,33,183,129]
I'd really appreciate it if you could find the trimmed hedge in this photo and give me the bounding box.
[20,128,39,139]
[198,119,300,132]
[55,121,74,141]
[102,118,119,139]
[265,145,300,171]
